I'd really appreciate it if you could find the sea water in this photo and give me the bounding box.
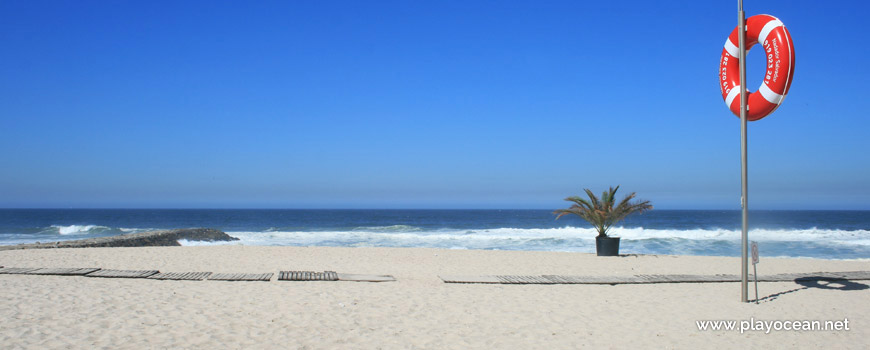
[0,209,868,259]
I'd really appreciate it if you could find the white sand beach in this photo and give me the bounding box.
[0,246,868,349]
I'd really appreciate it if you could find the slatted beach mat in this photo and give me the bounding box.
[85,269,159,278]
[208,273,273,281]
[629,274,740,284]
[828,271,870,280]
[278,271,339,281]
[28,268,101,276]
[496,275,557,284]
[148,272,213,281]
[760,271,870,282]
[440,271,870,285]
[438,275,501,284]
[0,267,42,274]
[445,274,744,284]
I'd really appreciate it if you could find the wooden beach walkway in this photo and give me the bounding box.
[149,272,213,281]
[278,271,340,281]
[86,269,160,278]
[0,266,395,282]
[209,273,274,281]
[439,271,870,284]
[2,266,868,284]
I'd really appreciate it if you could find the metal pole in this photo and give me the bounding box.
[754,262,759,304]
[738,0,749,303]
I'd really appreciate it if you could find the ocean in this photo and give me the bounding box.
[0,209,868,260]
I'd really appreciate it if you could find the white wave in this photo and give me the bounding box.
[119,227,152,234]
[834,239,870,247]
[211,226,870,251]
[609,227,870,242]
[225,227,586,246]
[51,225,111,235]
[214,230,544,250]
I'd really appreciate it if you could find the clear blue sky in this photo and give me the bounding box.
[1,1,868,209]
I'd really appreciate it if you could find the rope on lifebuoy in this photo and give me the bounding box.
[719,14,795,121]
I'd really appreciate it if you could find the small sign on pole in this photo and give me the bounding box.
[751,241,759,303]
[751,241,759,265]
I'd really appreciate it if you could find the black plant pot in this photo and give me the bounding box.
[595,236,620,256]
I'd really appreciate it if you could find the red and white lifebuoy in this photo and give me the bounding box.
[719,14,795,121]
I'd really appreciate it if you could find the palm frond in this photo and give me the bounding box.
[554,185,652,237]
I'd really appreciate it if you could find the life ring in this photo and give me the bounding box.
[719,14,795,121]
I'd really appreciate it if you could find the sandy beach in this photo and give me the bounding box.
[0,246,867,349]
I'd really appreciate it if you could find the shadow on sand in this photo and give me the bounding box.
[757,276,869,303]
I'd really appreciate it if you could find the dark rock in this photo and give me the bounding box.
[0,228,239,250]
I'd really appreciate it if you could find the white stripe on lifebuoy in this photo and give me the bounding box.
[758,19,784,43]
[724,40,752,58]
[724,39,739,58]
[759,83,784,105]
[725,86,741,107]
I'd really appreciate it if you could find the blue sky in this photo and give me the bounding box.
[1,1,868,209]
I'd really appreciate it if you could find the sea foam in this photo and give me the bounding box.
[51,224,111,235]
[182,226,870,254]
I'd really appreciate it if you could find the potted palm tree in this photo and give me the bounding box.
[554,186,652,256]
